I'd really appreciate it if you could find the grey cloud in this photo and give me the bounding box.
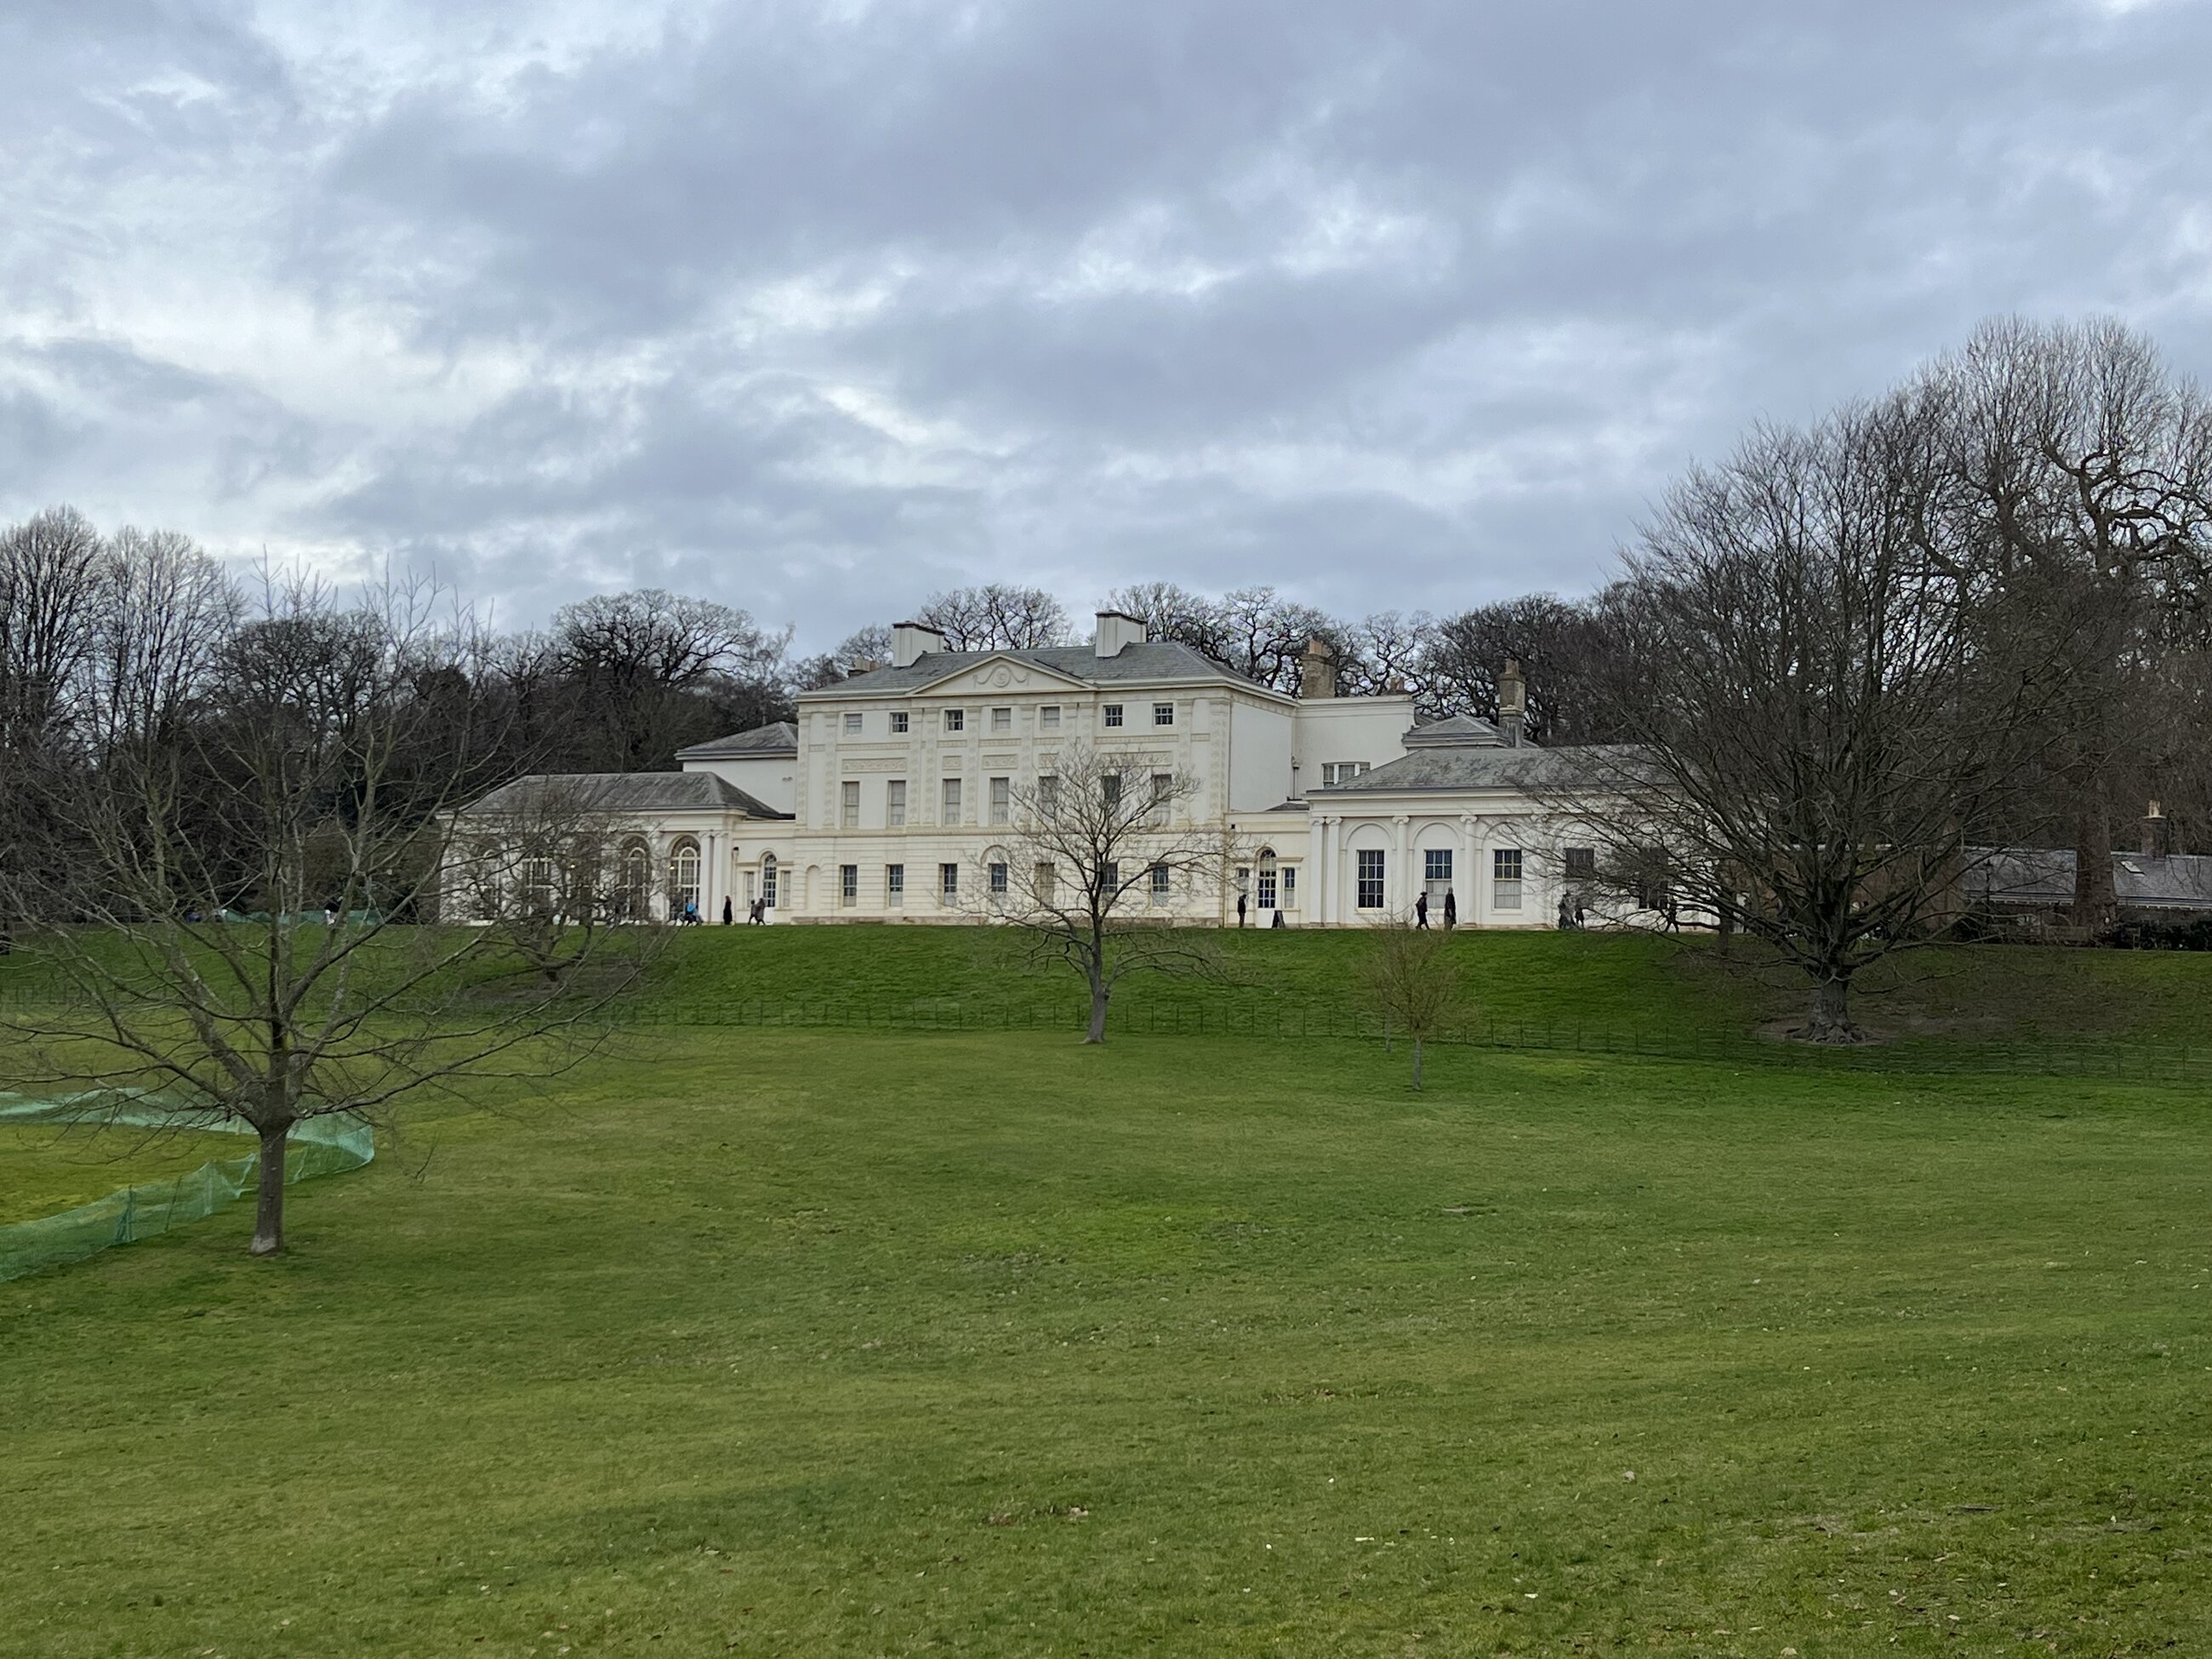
[3,0,2211,649]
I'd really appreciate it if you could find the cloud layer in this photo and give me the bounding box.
[5,0,2210,645]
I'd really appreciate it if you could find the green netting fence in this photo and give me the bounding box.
[0,1094,374,1283]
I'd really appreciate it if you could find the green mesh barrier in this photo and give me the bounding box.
[0,1093,374,1282]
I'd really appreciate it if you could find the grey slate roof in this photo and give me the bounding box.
[465,772,788,818]
[800,641,1276,697]
[673,720,798,761]
[1314,744,1637,795]
[1966,847,2212,911]
[1402,712,1508,748]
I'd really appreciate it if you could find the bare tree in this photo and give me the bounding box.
[1103,582,1337,690]
[1923,317,2212,926]
[1331,611,1438,700]
[977,744,1233,1042]
[446,775,667,985]
[550,589,792,769]
[1425,594,1615,740]
[915,584,1071,650]
[1562,397,2066,1042]
[1360,917,1463,1089]
[0,573,656,1257]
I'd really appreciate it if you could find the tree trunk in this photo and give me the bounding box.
[2070,807,2118,932]
[1792,978,1864,1044]
[1411,1035,1424,1091]
[248,1121,291,1257]
[1085,975,1109,1044]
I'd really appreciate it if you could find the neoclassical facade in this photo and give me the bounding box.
[459,612,1630,928]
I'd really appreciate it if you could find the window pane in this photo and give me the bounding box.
[1425,848,1452,881]
[939,863,959,903]
[1153,701,1173,727]
[991,707,1012,732]
[1565,847,1596,881]
[841,780,859,827]
[1103,704,1123,727]
[1356,849,1384,909]
[941,778,961,822]
[843,712,863,734]
[989,777,1010,824]
[887,864,904,904]
[891,710,909,733]
[887,779,905,825]
[1040,705,1061,728]
[840,864,857,904]
[989,862,1009,895]
[944,709,964,732]
[1149,864,1170,902]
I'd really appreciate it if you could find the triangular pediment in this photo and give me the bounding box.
[907,653,1094,698]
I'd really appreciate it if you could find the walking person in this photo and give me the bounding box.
[1415,891,1429,929]
[1236,891,1248,928]
[721,895,733,925]
[1443,889,1457,930]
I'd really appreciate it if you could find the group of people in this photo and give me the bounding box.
[1411,890,1458,930]
[681,896,771,926]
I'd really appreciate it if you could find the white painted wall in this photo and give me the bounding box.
[1226,697,1294,812]
[1291,696,1417,794]
[680,754,798,814]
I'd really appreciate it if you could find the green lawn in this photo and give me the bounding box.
[0,1120,248,1226]
[5,995,2211,1654]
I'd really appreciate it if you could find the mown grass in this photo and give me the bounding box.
[5,1002,2212,1655]
[0,1120,248,1225]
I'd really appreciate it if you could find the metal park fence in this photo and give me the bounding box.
[644,995,2212,1084]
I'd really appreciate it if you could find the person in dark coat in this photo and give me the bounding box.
[1237,892,1249,927]
[721,895,734,925]
[1415,891,1429,929]
[1443,890,1457,929]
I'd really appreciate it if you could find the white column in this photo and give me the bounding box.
[1392,815,1411,921]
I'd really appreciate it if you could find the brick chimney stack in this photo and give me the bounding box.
[1301,638,1337,698]
[2143,800,2169,858]
[1498,658,1527,747]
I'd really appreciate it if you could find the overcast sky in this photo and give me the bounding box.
[5,1,2210,649]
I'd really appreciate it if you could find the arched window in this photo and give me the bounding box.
[669,837,702,918]
[1257,847,1279,909]
[619,839,651,921]
[761,852,778,909]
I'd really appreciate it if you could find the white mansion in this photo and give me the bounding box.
[462,611,1613,929]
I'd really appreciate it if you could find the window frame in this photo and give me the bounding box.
[887,778,906,827]
[943,708,965,733]
[886,863,905,906]
[1493,847,1524,910]
[1355,848,1385,910]
[842,711,864,735]
[1152,701,1174,727]
[839,863,858,906]
[1102,703,1124,728]
[840,779,860,828]
[938,862,960,905]
[989,775,1011,825]
[1040,704,1061,729]
[890,710,910,734]
[989,706,1012,733]
[940,776,962,824]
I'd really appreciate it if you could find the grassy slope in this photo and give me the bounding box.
[5,1024,2211,1656]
